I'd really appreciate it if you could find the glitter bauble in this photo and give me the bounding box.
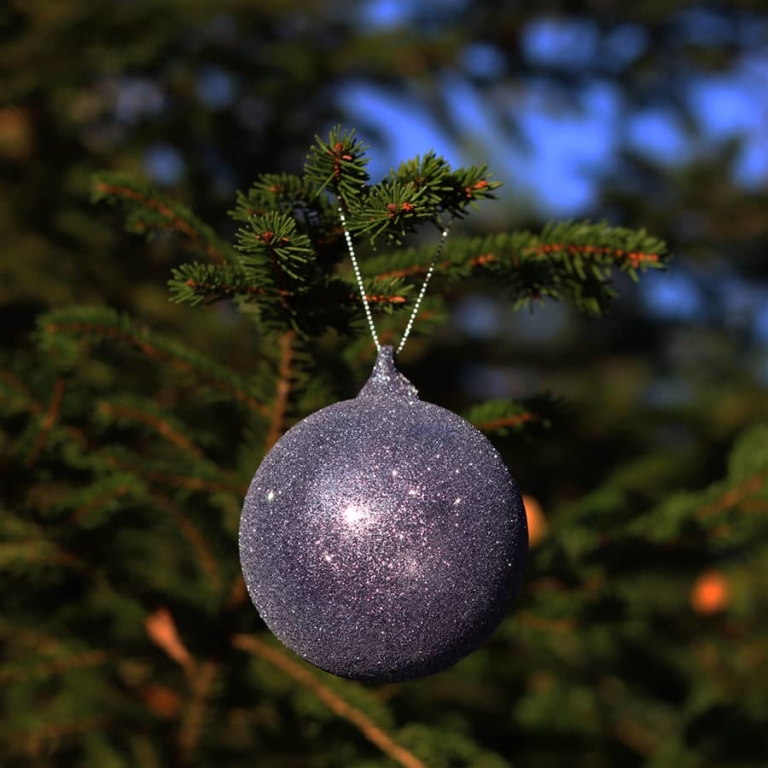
[239,346,527,683]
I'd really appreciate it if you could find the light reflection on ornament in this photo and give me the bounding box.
[342,503,367,527]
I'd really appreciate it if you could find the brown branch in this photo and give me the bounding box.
[144,607,219,763]
[224,574,249,612]
[45,322,268,416]
[740,499,768,512]
[94,181,227,264]
[178,660,218,764]
[525,243,661,267]
[112,460,245,497]
[184,278,290,300]
[365,294,407,304]
[97,402,205,459]
[71,484,132,524]
[232,634,425,768]
[145,608,196,678]
[473,411,536,433]
[150,491,222,590]
[697,469,768,519]
[25,377,65,466]
[14,715,110,758]
[0,650,107,684]
[377,253,496,281]
[93,448,244,498]
[516,611,575,634]
[376,242,661,282]
[612,719,657,756]
[8,530,88,578]
[0,369,40,412]
[183,279,406,307]
[3,627,64,655]
[265,331,295,451]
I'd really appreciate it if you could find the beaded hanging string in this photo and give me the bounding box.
[337,207,381,352]
[337,205,453,355]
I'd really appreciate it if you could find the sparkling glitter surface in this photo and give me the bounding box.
[239,346,528,683]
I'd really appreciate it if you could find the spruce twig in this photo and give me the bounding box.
[92,174,239,265]
[232,634,426,768]
[24,378,66,467]
[148,491,222,590]
[264,331,295,452]
[38,307,269,416]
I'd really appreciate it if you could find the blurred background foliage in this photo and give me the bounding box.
[2,0,767,503]
[1,1,767,766]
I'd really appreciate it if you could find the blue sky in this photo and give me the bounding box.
[339,10,767,215]
[143,8,767,216]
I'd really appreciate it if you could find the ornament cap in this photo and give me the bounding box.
[358,345,418,402]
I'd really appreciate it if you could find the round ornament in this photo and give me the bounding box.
[239,346,528,682]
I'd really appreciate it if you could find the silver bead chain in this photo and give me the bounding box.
[337,206,453,356]
[338,206,381,351]
[396,218,452,355]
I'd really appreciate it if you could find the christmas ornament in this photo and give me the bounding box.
[239,206,528,683]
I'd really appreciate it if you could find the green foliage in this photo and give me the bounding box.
[464,394,566,437]
[92,174,240,265]
[93,128,668,341]
[304,127,502,245]
[1,1,766,763]
[3,123,765,768]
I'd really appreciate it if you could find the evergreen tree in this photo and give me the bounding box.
[2,3,767,767]
[3,125,766,768]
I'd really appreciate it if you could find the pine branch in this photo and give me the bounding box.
[169,262,277,307]
[697,469,768,520]
[0,539,84,571]
[169,262,409,325]
[304,127,500,245]
[344,177,438,243]
[158,126,668,339]
[95,396,206,460]
[235,210,315,283]
[148,491,222,591]
[364,223,668,316]
[232,634,426,768]
[37,307,269,416]
[304,125,371,199]
[67,475,138,527]
[396,723,510,767]
[107,451,245,497]
[621,428,768,550]
[52,431,242,498]
[230,172,336,223]
[392,150,502,215]
[24,377,66,467]
[0,649,107,685]
[92,173,239,265]
[8,715,111,759]
[0,368,40,415]
[265,331,295,451]
[516,610,576,635]
[0,625,67,655]
[464,394,566,437]
[178,660,218,764]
